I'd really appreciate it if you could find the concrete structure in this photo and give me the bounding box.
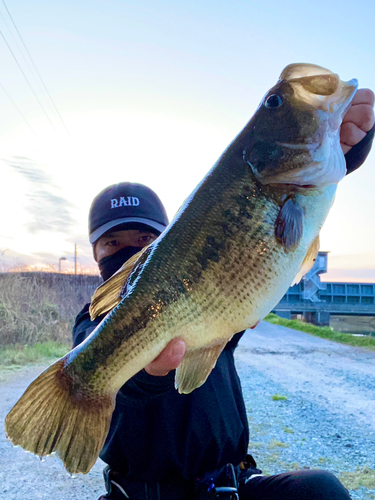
[272,252,375,326]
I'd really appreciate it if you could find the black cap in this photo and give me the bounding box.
[89,182,169,244]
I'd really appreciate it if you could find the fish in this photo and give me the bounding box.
[5,63,358,475]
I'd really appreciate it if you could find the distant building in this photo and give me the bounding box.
[272,252,375,327]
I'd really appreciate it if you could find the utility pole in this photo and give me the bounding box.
[74,244,77,275]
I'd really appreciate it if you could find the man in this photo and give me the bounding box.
[73,89,375,500]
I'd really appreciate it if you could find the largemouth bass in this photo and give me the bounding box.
[5,63,358,474]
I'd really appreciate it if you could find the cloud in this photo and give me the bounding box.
[65,233,91,247]
[4,156,76,235]
[8,156,53,185]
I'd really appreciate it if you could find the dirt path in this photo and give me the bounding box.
[236,322,375,431]
[1,322,375,499]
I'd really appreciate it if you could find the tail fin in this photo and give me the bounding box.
[5,359,115,474]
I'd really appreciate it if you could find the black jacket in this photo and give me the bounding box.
[73,305,248,482]
[72,126,374,482]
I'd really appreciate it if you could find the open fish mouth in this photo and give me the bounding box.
[245,63,358,189]
[281,63,358,116]
[280,64,358,145]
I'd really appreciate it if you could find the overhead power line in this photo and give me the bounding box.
[0,28,57,131]
[0,7,31,70]
[0,80,38,137]
[1,0,69,134]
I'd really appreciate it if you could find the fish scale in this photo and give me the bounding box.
[5,63,359,474]
[63,177,329,392]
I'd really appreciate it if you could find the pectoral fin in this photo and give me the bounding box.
[90,246,149,320]
[291,235,320,286]
[175,339,230,394]
[275,198,304,253]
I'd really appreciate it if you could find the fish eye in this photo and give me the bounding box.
[264,94,283,108]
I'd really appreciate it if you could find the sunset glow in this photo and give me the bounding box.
[0,0,374,281]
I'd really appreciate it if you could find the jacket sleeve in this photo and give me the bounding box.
[72,304,102,348]
[345,124,375,175]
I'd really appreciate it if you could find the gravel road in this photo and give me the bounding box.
[1,321,375,499]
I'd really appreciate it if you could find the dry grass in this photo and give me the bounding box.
[0,272,101,346]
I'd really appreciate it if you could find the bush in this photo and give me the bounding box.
[0,272,101,346]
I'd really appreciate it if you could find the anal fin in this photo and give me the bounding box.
[175,339,230,394]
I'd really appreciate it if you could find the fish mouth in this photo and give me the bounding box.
[284,63,358,119]
[249,64,358,188]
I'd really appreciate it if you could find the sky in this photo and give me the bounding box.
[0,0,374,281]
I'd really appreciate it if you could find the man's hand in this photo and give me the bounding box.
[341,88,375,154]
[144,338,186,376]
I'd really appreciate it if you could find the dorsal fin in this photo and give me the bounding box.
[291,235,320,286]
[89,246,149,320]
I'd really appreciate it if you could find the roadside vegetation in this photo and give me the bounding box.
[1,272,375,367]
[0,341,69,366]
[265,313,375,351]
[0,272,100,366]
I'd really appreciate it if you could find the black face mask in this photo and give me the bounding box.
[98,246,143,282]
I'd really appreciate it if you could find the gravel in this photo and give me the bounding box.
[1,321,375,499]
[236,322,375,499]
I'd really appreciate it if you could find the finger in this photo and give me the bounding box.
[340,122,367,146]
[144,338,186,376]
[341,143,351,155]
[340,122,367,154]
[342,104,375,132]
[351,88,375,107]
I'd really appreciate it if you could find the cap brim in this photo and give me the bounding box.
[89,218,167,244]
